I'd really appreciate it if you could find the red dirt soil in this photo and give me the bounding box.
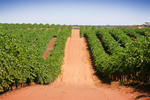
[43,37,57,59]
[27,27,30,30]
[130,37,136,41]
[0,29,148,100]
[33,27,36,30]
[138,26,145,29]
[97,38,110,55]
[46,27,49,30]
[58,28,61,32]
[97,38,102,44]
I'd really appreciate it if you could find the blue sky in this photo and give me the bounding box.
[0,0,150,25]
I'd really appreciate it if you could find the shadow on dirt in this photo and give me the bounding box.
[135,94,149,100]
[93,70,112,85]
[122,82,150,95]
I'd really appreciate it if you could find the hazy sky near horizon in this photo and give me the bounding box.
[0,0,150,25]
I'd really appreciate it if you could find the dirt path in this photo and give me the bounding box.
[0,29,130,100]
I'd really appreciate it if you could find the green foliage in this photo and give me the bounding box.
[84,29,110,75]
[108,28,132,47]
[84,26,150,82]
[121,36,150,81]
[97,28,123,54]
[121,28,142,38]
[135,28,148,36]
[80,25,84,38]
[0,31,35,90]
[0,23,72,91]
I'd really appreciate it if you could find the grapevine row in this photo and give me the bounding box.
[83,26,150,83]
[0,23,72,92]
[96,28,123,55]
[107,28,132,47]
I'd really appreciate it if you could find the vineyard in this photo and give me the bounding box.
[0,23,150,99]
[0,23,72,91]
[81,25,150,83]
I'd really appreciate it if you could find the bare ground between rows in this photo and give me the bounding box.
[130,37,136,41]
[97,37,110,55]
[0,29,149,100]
[43,37,57,59]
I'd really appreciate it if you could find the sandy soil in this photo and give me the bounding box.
[33,27,36,30]
[98,38,102,44]
[130,37,136,41]
[27,27,30,30]
[46,27,49,30]
[0,29,132,100]
[97,38,110,55]
[43,37,57,59]
[58,28,61,32]
[138,26,145,29]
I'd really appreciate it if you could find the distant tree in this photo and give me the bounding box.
[145,22,150,27]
